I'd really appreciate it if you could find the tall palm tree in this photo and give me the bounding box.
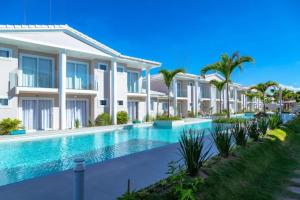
[210,80,226,113]
[244,91,258,112]
[250,81,278,113]
[201,52,254,118]
[159,68,185,117]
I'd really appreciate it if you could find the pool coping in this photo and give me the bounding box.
[0,118,212,143]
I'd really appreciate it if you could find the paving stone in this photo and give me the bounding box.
[291,178,300,184]
[288,186,300,195]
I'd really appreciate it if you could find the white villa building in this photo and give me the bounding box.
[0,25,263,131]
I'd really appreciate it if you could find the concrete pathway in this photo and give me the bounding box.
[0,143,181,200]
[284,170,300,200]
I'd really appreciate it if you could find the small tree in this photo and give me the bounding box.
[0,118,23,135]
[201,52,254,118]
[250,81,278,113]
[117,111,128,124]
[159,68,185,117]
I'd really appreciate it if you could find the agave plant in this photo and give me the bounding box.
[258,117,269,136]
[178,129,212,176]
[268,114,282,130]
[247,120,260,141]
[211,125,232,158]
[232,123,248,147]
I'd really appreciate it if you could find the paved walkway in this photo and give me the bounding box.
[0,143,181,200]
[284,170,300,200]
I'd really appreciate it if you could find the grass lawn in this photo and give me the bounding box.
[200,117,300,200]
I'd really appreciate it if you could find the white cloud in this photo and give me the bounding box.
[279,84,300,91]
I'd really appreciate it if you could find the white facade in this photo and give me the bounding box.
[0,25,160,130]
[145,73,262,117]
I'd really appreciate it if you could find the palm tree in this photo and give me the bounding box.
[201,52,254,118]
[244,91,258,112]
[210,80,226,113]
[250,81,278,113]
[159,68,185,117]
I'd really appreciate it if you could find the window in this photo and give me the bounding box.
[162,102,168,111]
[118,100,124,106]
[96,63,108,71]
[0,98,8,107]
[67,61,89,90]
[99,99,107,107]
[117,65,124,72]
[21,55,54,88]
[127,71,139,93]
[150,98,154,111]
[0,48,11,59]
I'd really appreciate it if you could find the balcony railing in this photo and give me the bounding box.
[9,70,97,91]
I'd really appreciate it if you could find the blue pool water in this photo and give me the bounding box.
[0,121,212,186]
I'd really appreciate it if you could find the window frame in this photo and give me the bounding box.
[98,99,108,107]
[0,47,12,60]
[117,64,124,73]
[0,96,9,108]
[96,62,108,71]
[117,100,124,106]
[67,60,90,90]
[19,53,55,88]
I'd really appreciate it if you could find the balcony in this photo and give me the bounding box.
[9,70,97,95]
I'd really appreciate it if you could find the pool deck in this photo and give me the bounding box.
[0,143,182,200]
[0,118,212,143]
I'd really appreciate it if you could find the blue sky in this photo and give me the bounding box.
[1,0,300,88]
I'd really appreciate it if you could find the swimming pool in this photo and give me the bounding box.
[0,121,212,186]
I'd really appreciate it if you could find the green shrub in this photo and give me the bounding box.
[95,113,112,126]
[156,115,182,121]
[211,125,233,158]
[232,123,248,147]
[268,114,282,130]
[74,119,80,128]
[179,129,211,176]
[117,111,128,124]
[0,118,23,135]
[258,117,269,136]
[188,111,196,118]
[247,121,260,141]
[213,118,248,124]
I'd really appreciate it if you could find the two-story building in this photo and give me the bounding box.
[0,25,160,131]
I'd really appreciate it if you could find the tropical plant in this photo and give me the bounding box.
[268,114,282,130]
[213,118,249,124]
[201,52,254,118]
[250,81,278,113]
[159,68,185,117]
[179,129,212,176]
[232,123,248,147]
[95,113,112,126]
[74,119,80,128]
[258,117,269,136]
[211,125,233,158]
[156,115,181,121]
[0,118,23,135]
[247,121,260,141]
[210,80,226,113]
[117,111,129,124]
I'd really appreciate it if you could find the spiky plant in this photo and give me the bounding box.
[247,120,260,141]
[201,52,254,118]
[232,123,248,147]
[159,68,185,117]
[211,125,233,158]
[179,129,211,176]
[258,117,269,136]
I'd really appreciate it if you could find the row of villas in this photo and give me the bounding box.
[0,25,262,131]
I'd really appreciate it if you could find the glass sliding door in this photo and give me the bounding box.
[22,55,53,88]
[22,99,53,131]
[128,101,138,121]
[67,61,89,90]
[66,99,88,128]
[127,72,139,93]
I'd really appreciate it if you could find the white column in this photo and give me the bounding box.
[59,51,67,130]
[172,78,177,116]
[210,85,217,114]
[194,80,199,116]
[234,88,238,113]
[112,59,117,125]
[146,67,151,118]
